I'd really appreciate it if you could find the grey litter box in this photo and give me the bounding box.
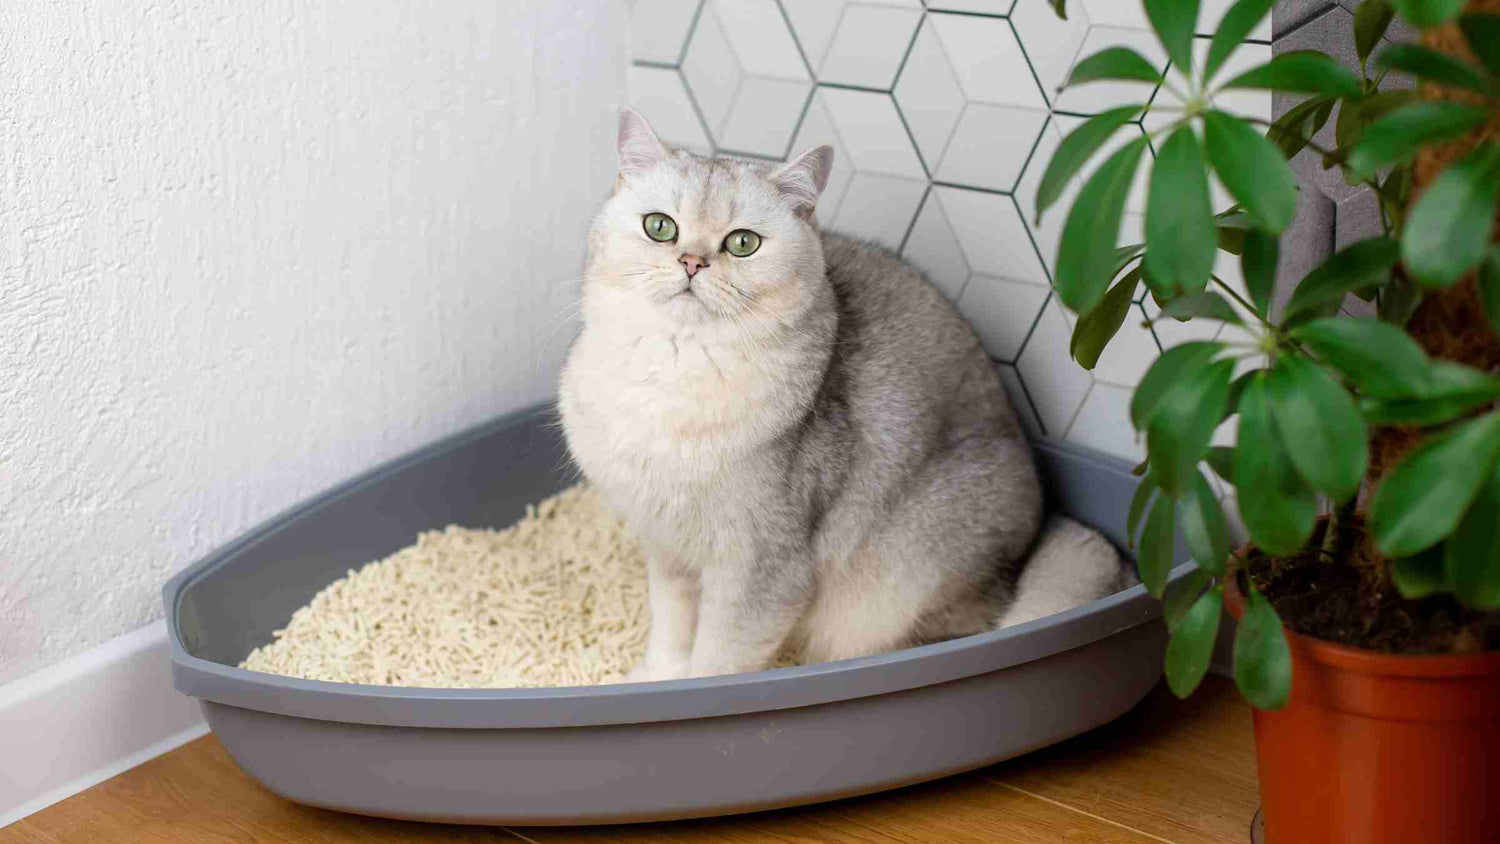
[163,403,1191,826]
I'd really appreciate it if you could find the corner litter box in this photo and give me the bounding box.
[163,403,1192,826]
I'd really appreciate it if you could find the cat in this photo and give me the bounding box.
[558,110,1130,682]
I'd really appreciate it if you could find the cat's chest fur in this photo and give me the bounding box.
[559,324,820,551]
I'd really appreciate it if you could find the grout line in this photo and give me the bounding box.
[925,8,1010,20]
[897,182,934,255]
[1008,191,1054,287]
[930,187,974,279]
[676,0,708,66]
[1011,289,1053,379]
[819,80,892,94]
[678,68,720,154]
[1010,113,1051,196]
[888,8,927,92]
[1005,362,1049,438]
[1061,379,1096,441]
[782,84,819,160]
[632,59,680,70]
[929,98,966,179]
[981,779,1178,844]
[931,179,1010,196]
[1008,16,1053,112]
[892,95,932,180]
[776,0,818,81]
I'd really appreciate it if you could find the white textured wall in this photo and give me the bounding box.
[0,1,629,685]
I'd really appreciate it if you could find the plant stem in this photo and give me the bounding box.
[1322,497,1356,560]
[1211,275,1272,328]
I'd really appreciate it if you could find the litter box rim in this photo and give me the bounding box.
[164,404,1187,731]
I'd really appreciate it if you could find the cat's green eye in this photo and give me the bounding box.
[643,212,677,242]
[724,229,761,257]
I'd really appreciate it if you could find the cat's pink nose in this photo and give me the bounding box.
[679,253,709,279]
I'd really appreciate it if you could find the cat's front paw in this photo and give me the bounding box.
[624,659,691,684]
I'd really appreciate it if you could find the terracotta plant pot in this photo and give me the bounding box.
[1224,570,1500,844]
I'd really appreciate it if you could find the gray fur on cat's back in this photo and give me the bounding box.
[785,231,1043,644]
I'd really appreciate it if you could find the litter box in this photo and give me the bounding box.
[163,402,1192,826]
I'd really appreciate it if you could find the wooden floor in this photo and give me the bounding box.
[5,677,1259,843]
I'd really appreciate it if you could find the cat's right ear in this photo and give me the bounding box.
[616,110,669,185]
[771,145,835,218]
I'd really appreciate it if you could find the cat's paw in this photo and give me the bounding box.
[624,660,690,683]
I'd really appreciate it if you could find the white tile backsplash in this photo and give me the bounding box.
[625,0,1255,461]
[819,4,924,89]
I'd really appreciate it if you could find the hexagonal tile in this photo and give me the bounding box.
[627,65,713,154]
[928,13,1048,109]
[893,17,967,173]
[1009,0,1093,104]
[933,186,1048,285]
[1201,0,1272,40]
[632,0,704,65]
[1065,382,1145,460]
[682,0,812,157]
[1051,26,1166,114]
[1076,0,1151,31]
[1016,296,1095,436]
[818,3,924,89]
[901,193,972,302]
[817,88,925,178]
[782,0,845,72]
[957,275,1051,361]
[933,104,1049,193]
[927,0,1013,14]
[829,173,929,250]
[998,363,1045,439]
[785,92,855,225]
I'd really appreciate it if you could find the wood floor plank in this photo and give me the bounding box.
[983,677,1260,844]
[518,774,1162,844]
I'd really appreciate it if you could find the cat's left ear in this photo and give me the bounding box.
[771,145,834,218]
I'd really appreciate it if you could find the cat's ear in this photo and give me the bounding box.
[617,110,669,182]
[771,146,835,218]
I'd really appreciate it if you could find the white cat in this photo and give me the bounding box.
[559,111,1129,682]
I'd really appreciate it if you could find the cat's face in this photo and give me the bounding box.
[581,112,834,334]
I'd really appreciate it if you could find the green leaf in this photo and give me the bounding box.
[1336,89,1421,150]
[1236,375,1318,556]
[1138,492,1178,598]
[1345,101,1490,181]
[1131,341,1226,430]
[1164,567,1216,632]
[1234,583,1292,710]
[1446,465,1500,608]
[1392,546,1450,599]
[1205,0,1278,82]
[1266,356,1368,503]
[1182,472,1231,575]
[1049,0,1069,20]
[1221,53,1364,98]
[1203,110,1297,233]
[1206,446,1237,485]
[1355,0,1396,64]
[1378,44,1494,95]
[1166,587,1223,698]
[1290,318,1432,398]
[1360,362,1500,425]
[1159,291,1244,323]
[1069,46,1164,86]
[1035,106,1145,224]
[1146,127,1217,295]
[1370,413,1500,557]
[1479,247,1500,335]
[1389,0,1467,29]
[1241,230,1279,317]
[1127,471,1159,548]
[1402,142,1500,288]
[1266,96,1336,161]
[1146,0,1201,80]
[1148,359,1237,497]
[1055,138,1151,314]
[1225,372,1255,419]
[1283,236,1400,322]
[1460,13,1500,77]
[1071,267,1142,369]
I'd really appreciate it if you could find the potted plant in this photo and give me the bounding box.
[1038,0,1499,841]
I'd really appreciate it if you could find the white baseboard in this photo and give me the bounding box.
[0,620,208,829]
